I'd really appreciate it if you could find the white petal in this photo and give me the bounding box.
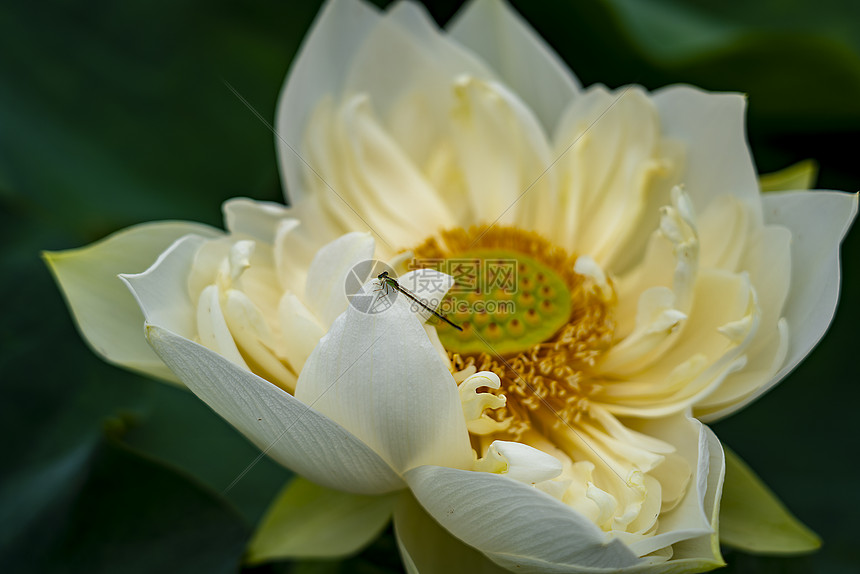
[222,197,292,244]
[279,293,326,373]
[477,440,563,485]
[295,286,472,473]
[447,0,580,131]
[405,465,641,571]
[652,85,761,218]
[621,415,714,557]
[394,492,511,574]
[120,234,210,341]
[656,425,724,568]
[45,222,220,382]
[304,231,375,327]
[702,190,858,420]
[145,324,403,494]
[276,0,382,204]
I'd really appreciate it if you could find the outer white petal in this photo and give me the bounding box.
[145,324,403,494]
[448,0,580,131]
[295,287,472,474]
[394,492,511,574]
[120,234,208,341]
[304,231,375,327]
[405,467,641,571]
[652,85,761,219]
[45,221,220,383]
[701,190,858,421]
[276,0,381,204]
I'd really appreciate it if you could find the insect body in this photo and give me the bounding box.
[376,271,463,331]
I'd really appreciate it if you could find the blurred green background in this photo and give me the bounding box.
[1,0,858,572]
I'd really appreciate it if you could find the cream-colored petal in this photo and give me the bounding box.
[702,190,857,420]
[276,0,381,204]
[552,86,671,270]
[447,0,580,131]
[223,289,297,393]
[222,197,292,244]
[695,224,792,417]
[474,440,563,485]
[343,1,492,169]
[196,284,248,370]
[599,269,758,417]
[278,293,325,373]
[145,324,403,494]
[697,194,750,272]
[653,425,724,569]
[301,95,443,251]
[405,465,641,571]
[337,95,453,243]
[598,287,686,375]
[44,221,220,382]
[450,76,553,228]
[186,236,232,303]
[295,286,472,473]
[273,218,309,297]
[620,414,715,557]
[652,85,761,219]
[304,231,375,327]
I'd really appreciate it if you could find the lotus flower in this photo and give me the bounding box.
[47,0,857,571]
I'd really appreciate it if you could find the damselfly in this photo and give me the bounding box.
[376,271,463,331]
